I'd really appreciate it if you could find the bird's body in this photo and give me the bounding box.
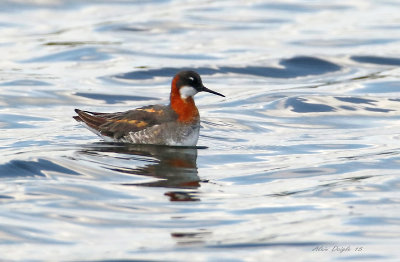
[73,71,224,146]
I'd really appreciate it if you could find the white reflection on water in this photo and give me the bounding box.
[0,0,400,261]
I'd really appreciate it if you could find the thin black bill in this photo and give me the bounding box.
[202,86,225,97]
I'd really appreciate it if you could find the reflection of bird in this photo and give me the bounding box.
[79,143,201,201]
[73,71,224,146]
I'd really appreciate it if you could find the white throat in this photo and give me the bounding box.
[180,86,198,99]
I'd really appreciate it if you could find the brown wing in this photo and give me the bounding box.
[74,105,178,140]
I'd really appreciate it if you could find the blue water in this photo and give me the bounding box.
[1,0,400,261]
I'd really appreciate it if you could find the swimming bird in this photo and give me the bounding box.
[73,70,224,146]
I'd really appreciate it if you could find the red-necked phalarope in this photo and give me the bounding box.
[73,70,225,146]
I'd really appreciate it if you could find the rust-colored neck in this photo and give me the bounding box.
[170,75,199,123]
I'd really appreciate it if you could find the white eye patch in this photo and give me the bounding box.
[179,86,198,99]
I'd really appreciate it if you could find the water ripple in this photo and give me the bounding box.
[114,56,341,80]
[0,158,79,178]
[1,0,400,261]
[352,56,400,66]
[22,47,112,63]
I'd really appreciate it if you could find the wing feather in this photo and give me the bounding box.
[73,105,177,140]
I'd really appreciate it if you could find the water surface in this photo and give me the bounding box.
[1,0,400,261]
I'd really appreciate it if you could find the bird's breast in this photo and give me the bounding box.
[170,96,200,123]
